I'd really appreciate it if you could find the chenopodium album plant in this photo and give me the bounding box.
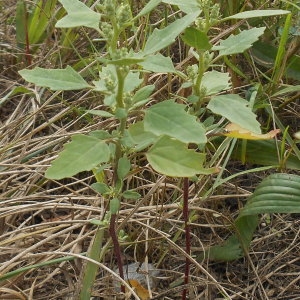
[19,0,300,297]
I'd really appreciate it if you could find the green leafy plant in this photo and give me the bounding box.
[203,173,300,261]
[17,0,299,298]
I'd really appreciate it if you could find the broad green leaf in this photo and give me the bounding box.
[226,9,290,20]
[132,85,155,104]
[144,100,206,144]
[56,0,101,30]
[86,110,114,118]
[143,11,200,55]
[202,173,300,261]
[117,157,131,180]
[89,130,111,140]
[203,235,243,261]
[146,136,216,177]
[181,27,212,51]
[139,54,176,73]
[124,71,143,92]
[127,121,157,151]
[212,27,265,56]
[135,0,162,18]
[207,94,261,133]
[45,134,110,179]
[122,190,141,200]
[163,0,200,14]
[19,66,91,90]
[239,173,300,216]
[91,182,111,194]
[205,213,258,261]
[201,71,231,95]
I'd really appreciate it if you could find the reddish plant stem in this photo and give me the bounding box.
[23,2,32,66]
[182,177,190,300]
[109,213,125,293]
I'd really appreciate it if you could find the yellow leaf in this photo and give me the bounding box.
[126,279,150,300]
[223,123,280,140]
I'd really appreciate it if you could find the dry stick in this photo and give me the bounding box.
[182,177,190,300]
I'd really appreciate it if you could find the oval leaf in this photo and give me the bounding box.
[19,66,91,90]
[146,136,217,177]
[127,121,158,151]
[207,94,261,133]
[139,53,176,73]
[201,71,231,95]
[144,11,200,55]
[181,27,212,51]
[144,100,206,144]
[46,134,110,179]
[117,157,131,180]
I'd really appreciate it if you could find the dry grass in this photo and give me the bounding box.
[1,1,300,300]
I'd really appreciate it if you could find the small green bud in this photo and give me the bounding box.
[210,4,220,23]
[123,92,132,106]
[197,0,210,10]
[104,74,116,92]
[112,47,128,60]
[101,22,113,40]
[116,3,131,28]
[195,18,206,32]
[199,86,207,98]
[186,64,198,81]
[104,0,115,17]
[203,51,214,68]
[118,229,129,242]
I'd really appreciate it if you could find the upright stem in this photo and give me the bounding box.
[23,2,32,66]
[116,67,126,109]
[182,177,190,300]
[110,66,127,293]
[109,213,125,293]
